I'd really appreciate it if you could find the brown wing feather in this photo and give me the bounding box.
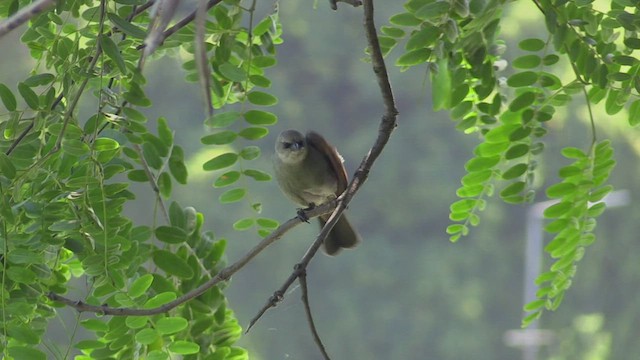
[305,131,348,194]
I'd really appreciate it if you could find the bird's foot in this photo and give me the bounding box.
[296,203,316,223]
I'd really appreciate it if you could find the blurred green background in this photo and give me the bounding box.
[2,0,638,359]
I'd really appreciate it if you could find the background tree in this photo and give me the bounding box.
[0,0,639,359]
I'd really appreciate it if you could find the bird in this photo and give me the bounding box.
[273,129,361,255]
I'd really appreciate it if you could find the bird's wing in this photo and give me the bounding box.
[306,131,348,195]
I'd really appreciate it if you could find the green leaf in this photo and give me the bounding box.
[219,63,247,82]
[75,340,106,350]
[588,185,613,202]
[142,142,162,170]
[509,91,536,112]
[250,74,271,87]
[381,26,405,38]
[153,250,194,279]
[406,25,440,50]
[23,73,55,87]
[546,183,576,198]
[135,328,159,345]
[219,188,246,203]
[123,107,147,122]
[505,143,530,159]
[252,16,273,37]
[247,91,278,106]
[233,217,254,230]
[203,153,238,171]
[239,146,261,160]
[18,82,39,109]
[214,171,241,187]
[129,274,154,299]
[128,169,148,182]
[485,124,520,143]
[257,217,279,229]
[605,89,624,115]
[542,54,560,66]
[7,266,37,283]
[93,138,120,151]
[396,48,431,67]
[432,59,451,110]
[9,346,46,360]
[205,111,241,128]
[513,55,542,69]
[253,55,277,68]
[507,71,539,87]
[123,82,151,107]
[108,13,147,39]
[100,35,127,73]
[523,299,545,312]
[543,201,573,218]
[201,131,237,145]
[243,169,271,181]
[629,99,640,126]
[389,12,422,26]
[168,340,200,355]
[461,169,492,186]
[522,310,542,327]
[0,152,17,179]
[158,117,173,146]
[238,127,268,140]
[0,83,17,111]
[155,226,187,244]
[144,292,177,308]
[561,147,586,159]
[62,139,90,156]
[244,110,277,125]
[450,199,479,212]
[519,38,546,51]
[158,171,172,198]
[587,202,607,217]
[7,325,40,344]
[415,1,450,20]
[500,181,525,197]
[157,317,189,335]
[81,319,109,332]
[169,146,188,184]
[465,156,500,172]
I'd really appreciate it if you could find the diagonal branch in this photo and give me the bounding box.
[246,0,398,332]
[0,0,56,38]
[46,200,339,315]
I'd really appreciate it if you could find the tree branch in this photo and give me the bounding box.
[246,0,398,332]
[46,200,339,315]
[0,0,56,39]
[136,0,224,50]
[299,269,331,360]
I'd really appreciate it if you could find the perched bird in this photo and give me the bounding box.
[273,130,361,255]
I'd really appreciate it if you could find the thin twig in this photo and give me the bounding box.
[5,121,34,156]
[195,0,214,116]
[246,0,398,332]
[137,0,224,50]
[46,200,339,315]
[299,269,331,360]
[0,0,56,38]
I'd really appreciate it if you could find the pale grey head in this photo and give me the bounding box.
[275,129,308,164]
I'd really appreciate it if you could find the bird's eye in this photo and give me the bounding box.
[283,142,291,149]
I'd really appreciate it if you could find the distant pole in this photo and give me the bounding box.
[508,190,630,360]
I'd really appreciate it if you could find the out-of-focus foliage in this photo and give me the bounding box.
[0,0,281,358]
[381,0,640,325]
